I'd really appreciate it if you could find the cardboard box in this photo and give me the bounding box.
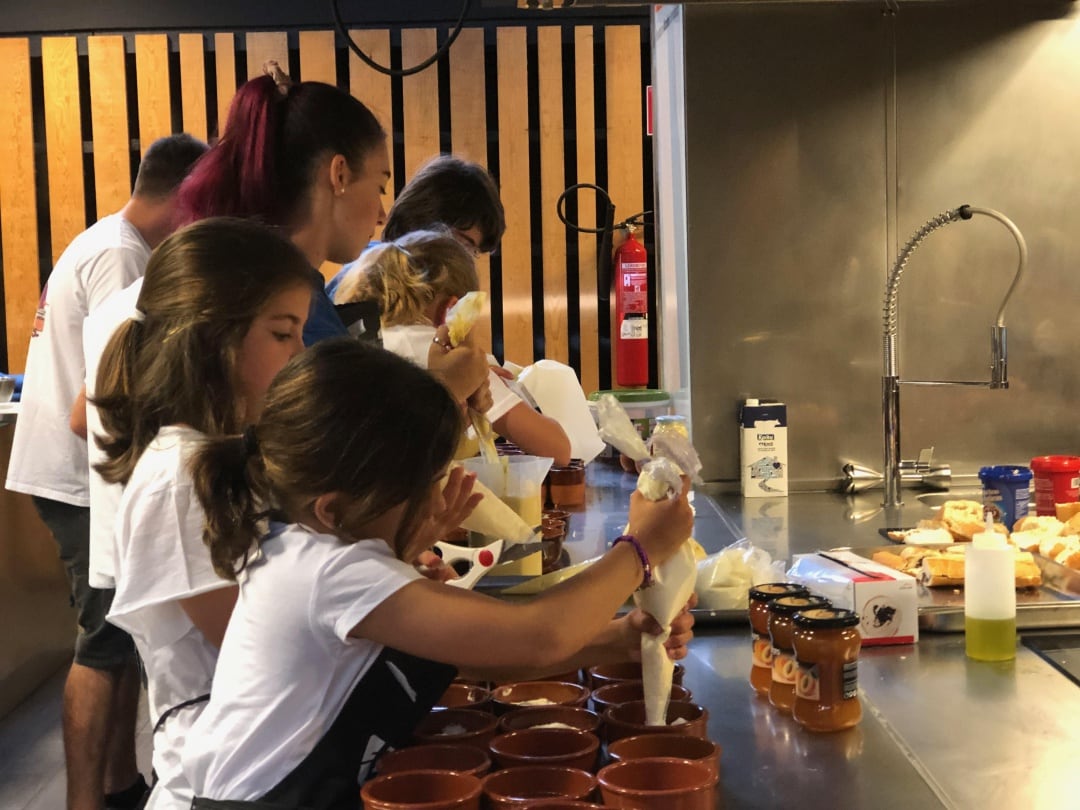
[787,550,919,646]
[740,399,788,498]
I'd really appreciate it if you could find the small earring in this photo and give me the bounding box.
[338,186,345,196]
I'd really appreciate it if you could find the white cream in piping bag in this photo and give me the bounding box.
[634,457,698,726]
[595,395,704,728]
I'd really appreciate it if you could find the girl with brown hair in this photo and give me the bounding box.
[180,338,694,809]
[91,217,315,810]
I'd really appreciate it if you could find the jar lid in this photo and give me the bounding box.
[768,594,830,616]
[588,389,671,404]
[793,607,860,628]
[978,465,1032,482]
[1030,455,1080,473]
[749,583,809,602]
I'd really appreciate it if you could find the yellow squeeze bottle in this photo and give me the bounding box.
[964,514,1016,662]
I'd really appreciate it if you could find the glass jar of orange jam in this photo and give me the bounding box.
[768,594,830,713]
[748,583,809,696]
[791,607,862,732]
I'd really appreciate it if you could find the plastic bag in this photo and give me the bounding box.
[694,539,787,611]
[594,394,650,464]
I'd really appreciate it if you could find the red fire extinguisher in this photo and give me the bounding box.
[613,225,649,387]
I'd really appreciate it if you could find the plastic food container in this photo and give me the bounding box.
[1029,456,1080,516]
[978,465,1032,529]
[588,389,671,459]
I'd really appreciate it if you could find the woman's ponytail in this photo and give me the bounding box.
[92,319,149,485]
[189,428,268,582]
[176,76,282,225]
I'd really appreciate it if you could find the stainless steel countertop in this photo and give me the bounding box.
[562,465,1080,809]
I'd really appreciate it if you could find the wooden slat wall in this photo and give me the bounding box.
[87,36,131,218]
[299,31,337,84]
[575,26,600,398]
[0,39,40,375]
[401,29,441,182]
[41,37,85,264]
[0,24,649,393]
[496,27,533,365]
[448,27,492,355]
[348,29,394,243]
[179,34,208,141]
[538,26,568,366]
[214,33,237,136]
[246,32,289,82]
[135,34,172,154]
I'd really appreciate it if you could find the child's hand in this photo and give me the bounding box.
[625,476,694,569]
[626,591,699,660]
[428,325,489,404]
[432,467,483,540]
[490,364,515,381]
[466,378,493,414]
[413,549,459,583]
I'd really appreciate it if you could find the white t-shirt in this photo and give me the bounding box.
[183,524,422,801]
[381,323,519,424]
[107,425,233,810]
[84,278,143,588]
[6,214,150,505]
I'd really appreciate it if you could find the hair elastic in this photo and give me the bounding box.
[263,59,292,95]
[130,309,146,323]
[241,425,260,458]
[612,534,653,589]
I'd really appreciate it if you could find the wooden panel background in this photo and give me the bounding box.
[41,37,85,264]
[87,36,131,219]
[135,34,172,154]
[0,24,649,399]
[0,39,40,376]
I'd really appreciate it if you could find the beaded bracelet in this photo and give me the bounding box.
[612,534,653,589]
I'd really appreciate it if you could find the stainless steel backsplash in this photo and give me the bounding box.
[663,2,1080,489]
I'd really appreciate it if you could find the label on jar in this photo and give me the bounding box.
[752,634,773,669]
[795,662,820,701]
[842,660,858,700]
[772,648,797,685]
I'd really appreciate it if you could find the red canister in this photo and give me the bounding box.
[1029,455,1080,516]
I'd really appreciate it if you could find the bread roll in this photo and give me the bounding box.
[1055,502,1080,522]
[918,546,1043,588]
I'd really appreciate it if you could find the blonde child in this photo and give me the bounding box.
[180,338,693,808]
[91,217,315,810]
[333,229,572,464]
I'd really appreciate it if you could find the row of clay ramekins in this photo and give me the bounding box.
[450,661,685,694]
[363,756,719,810]
[377,732,721,779]
[413,699,710,753]
[439,678,693,717]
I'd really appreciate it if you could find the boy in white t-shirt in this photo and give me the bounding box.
[4,134,206,810]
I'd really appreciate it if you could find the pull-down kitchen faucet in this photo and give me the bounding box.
[881,205,1028,508]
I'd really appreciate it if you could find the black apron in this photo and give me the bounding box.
[191,646,456,810]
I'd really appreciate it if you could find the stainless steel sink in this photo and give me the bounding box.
[915,490,984,508]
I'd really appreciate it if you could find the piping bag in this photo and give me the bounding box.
[445,292,499,464]
[595,394,703,726]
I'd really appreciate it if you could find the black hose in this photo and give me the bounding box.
[330,0,472,78]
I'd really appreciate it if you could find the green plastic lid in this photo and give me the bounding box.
[588,388,670,404]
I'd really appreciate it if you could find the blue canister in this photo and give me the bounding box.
[979,465,1032,530]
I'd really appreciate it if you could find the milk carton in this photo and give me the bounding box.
[740,399,788,498]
